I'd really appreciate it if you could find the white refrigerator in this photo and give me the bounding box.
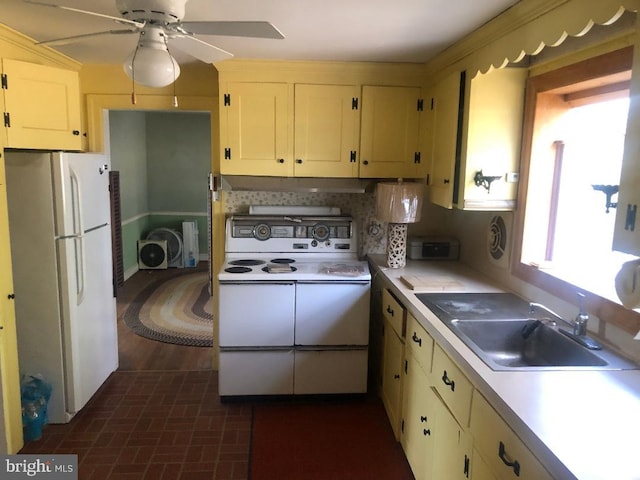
[5,150,118,424]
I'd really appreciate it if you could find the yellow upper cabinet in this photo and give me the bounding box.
[359,86,424,179]
[428,68,526,210]
[220,82,292,176]
[1,59,82,151]
[293,84,360,177]
[428,72,461,209]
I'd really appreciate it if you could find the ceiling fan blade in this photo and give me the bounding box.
[180,21,284,39]
[23,0,145,29]
[169,35,233,63]
[35,29,138,46]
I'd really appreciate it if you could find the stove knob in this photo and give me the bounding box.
[311,240,318,247]
[325,240,331,247]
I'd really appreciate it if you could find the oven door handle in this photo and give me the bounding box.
[296,281,370,285]
[219,281,295,286]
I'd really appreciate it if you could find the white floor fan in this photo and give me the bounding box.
[24,0,284,86]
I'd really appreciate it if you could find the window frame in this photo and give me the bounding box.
[512,46,640,336]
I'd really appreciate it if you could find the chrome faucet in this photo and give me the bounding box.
[528,302,561,325]
[573,292,589,336]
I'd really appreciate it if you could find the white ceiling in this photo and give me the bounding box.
[0,0,520,66]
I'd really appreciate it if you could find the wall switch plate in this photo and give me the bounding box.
[506,172,519,183]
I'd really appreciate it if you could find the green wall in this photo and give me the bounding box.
[109,110,211,277]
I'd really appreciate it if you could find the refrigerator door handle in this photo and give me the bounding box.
[74,235,85,305]
[69,166,83,236]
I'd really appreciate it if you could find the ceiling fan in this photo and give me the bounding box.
[25,0,285,87]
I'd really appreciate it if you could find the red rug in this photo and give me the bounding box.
[250,399,414,480]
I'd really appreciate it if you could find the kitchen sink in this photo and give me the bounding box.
[417,292,639,371]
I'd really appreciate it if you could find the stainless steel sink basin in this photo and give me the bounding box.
[417,292,638,371]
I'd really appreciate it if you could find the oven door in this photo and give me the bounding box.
[295,281,370,346]
[219,282,295,347]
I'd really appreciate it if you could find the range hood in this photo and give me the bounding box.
[220,175,382,193]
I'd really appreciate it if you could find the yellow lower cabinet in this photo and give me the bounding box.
[472,448,499,480]
[381,317,404,440]
[401,349,472,480]
[470,391,554,480]
[401,350,435,480]
[431,394,472,480]
[432,344,473,427]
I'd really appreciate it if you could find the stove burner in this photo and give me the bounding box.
[224,266,253,274]
[229,259,266,266]
[270,258,296,264]
[262,265,297,273]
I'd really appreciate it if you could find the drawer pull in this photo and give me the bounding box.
[411,332,422,346]
[423,428,431,436]
[420,415,427,422]
[441,370,455,391]
[386,305,394,316]
[394,374,400,379]
[498,441,521,477]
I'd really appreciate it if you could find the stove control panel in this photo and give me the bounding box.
[230,215,353,241]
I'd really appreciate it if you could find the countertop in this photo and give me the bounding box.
[368,254,640,480]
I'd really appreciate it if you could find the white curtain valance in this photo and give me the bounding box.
[426,0,640,80]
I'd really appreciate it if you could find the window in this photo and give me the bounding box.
[514,46,640,333]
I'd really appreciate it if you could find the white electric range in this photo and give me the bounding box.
[218,208,371,397]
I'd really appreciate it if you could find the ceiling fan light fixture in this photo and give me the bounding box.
[123,27,181,88]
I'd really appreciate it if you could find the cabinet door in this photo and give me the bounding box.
[401,350,436,480]
[432,398,472,480]
[614,29,640,254]
[381,318,404,440]
[294,84,360,177]
[360,86,423,178]
[2,59,81,151]
[0,169,23,453]
[459,68,526,210]
[220,82,291,176]
[472,448,499,480]
[429,72,461,209]
[470,391,554,480]
[432,344,474,427]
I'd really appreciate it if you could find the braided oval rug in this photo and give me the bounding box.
[123,271,213,347]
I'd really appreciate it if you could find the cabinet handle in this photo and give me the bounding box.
[464,455,470,478]
[393,374,400,379]
[443,178,450,184]
[72,130,80,135]
[296,158,303,164]
[277,158,285,164]
[441,370,455,391]
[420,415,427,422]
[386,305,394,316]
[411,332,422,346]
[7,293,15,300]
[363,160,369,165]
[498,441,521,477]
[423,428,431,436]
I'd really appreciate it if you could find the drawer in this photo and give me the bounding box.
[432,344,473,427]
[470,391,554,480]
[382,288,405,338]
[406,313,434,374]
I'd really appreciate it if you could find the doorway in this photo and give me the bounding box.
[108,110,213,371]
